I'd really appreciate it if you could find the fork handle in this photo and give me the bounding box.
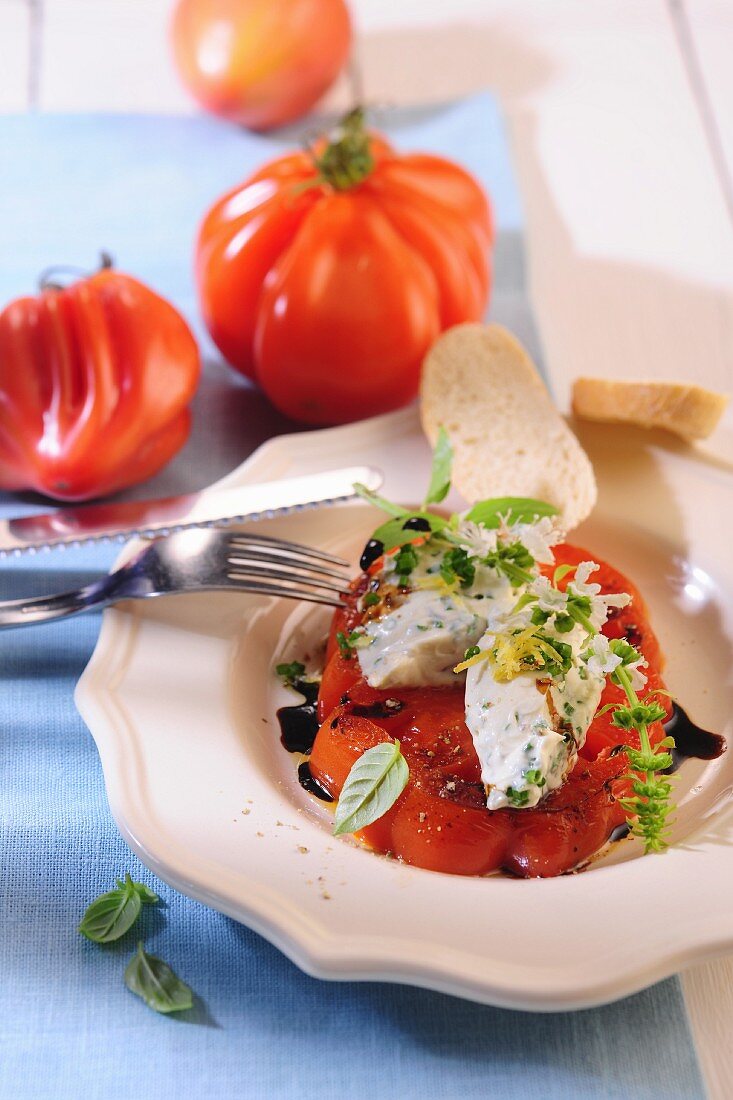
[0,577,117,628]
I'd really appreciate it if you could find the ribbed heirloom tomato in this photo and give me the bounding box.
[195,110,493,424]
[0,257,200,501]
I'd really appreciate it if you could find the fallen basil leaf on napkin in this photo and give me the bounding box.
[78,873,159,943]
[124,942,194,1015]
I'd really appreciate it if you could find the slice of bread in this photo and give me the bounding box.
[420,323,597,531]
[572,378,728,441]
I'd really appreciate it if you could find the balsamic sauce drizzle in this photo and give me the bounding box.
[402,516,432,532]
[359,538,384,572]
[277,678,332,800]
[277,679,319,755]
[297,761,331,801]
[662,701,725,773]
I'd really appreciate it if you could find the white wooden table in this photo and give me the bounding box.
[2,1,732,1093]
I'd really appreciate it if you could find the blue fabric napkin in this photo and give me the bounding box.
[0,95,705,1099]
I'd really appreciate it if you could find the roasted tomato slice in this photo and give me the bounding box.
[309,543,664,878]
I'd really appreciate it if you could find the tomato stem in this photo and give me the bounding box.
[39,251,114,292]
[310,107,375,191]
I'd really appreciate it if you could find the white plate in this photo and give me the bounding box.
[75,406,733,1011]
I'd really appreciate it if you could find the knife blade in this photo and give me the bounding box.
[0,465,383,556]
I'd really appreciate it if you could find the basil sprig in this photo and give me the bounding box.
[124,942,193,1015]
[334,739,409,836]
[372,495,558,557]
[78,874,158,943]
[354,482,447,550]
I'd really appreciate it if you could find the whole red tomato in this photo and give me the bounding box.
[0,257,201,501]
[196,110,493,424]
[171,0,351,131]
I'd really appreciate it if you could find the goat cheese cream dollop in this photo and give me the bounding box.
[354,515,631,811]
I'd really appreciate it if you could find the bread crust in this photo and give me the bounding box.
[572,378,728,440]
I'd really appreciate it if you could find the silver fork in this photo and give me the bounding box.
[0,528,352,628]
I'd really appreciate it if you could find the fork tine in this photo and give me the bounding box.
[226,578,346,607]
[227,546,351,581]
[226,531,349,567]
[227,564,348,594]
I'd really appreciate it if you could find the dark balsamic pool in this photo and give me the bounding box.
[277,679,319,755]
[663,701,725,772]
[277,678,331,800]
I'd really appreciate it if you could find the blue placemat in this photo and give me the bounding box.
[0,95,705,1100]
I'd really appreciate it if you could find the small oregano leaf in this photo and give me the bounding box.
[275,661,306,689]
[464,497,558,528]
[78,874,158,944]
[333,739,409,836]
[423,426,453,506]
[124,942,194,1015]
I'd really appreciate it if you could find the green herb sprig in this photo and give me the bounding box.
[423,426,453,507]
[336,630,355,658]
[354,437,558,558]
[608,641,675,852]
[531,590,594,635]
[483,541,536,587]
[275,661,306,689]
[336,629,369,659]
[394,544,418,582]
[440,546,475,588]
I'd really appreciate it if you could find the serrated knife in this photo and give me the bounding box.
[0,466,383,557]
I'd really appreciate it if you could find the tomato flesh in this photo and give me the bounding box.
[309,543,668,878]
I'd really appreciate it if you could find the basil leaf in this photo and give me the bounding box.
[130,882,159,906]
[334,739,409,836]
[372,511,447,551]
[423,426,453,506]
[465,497,558,528]
[124,942,194,1015]
[353,482,409,519]
[78,874,158,943]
